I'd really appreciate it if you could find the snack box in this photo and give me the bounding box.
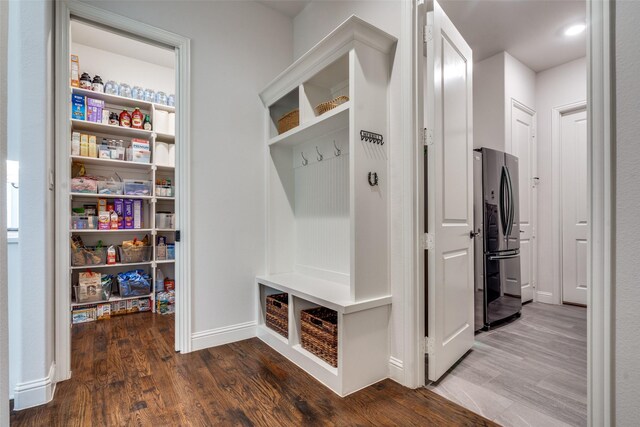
[133,199,143,229]
[72,305,97,324]
[124,199,134,229]
[111,300,128,316]
[126,299,140,313]
[96,303,111,320]
[138,298,152,312]
[114,199,124,229]
[72,94,85,120]
[87,98,105,123]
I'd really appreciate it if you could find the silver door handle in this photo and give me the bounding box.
[488,253,520,261]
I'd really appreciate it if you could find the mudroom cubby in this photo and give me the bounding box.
[257,16,396,396]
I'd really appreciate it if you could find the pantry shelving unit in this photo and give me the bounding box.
[257,16,396,397]
[64,85,177,321]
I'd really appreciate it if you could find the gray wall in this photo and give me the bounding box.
[614,0,640,423]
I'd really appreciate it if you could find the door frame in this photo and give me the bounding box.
[510,99,537,303]
[405,1,615,425]
[552,100,587,305]
[54,1,193,383]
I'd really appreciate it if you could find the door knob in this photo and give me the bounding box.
[470,230,479,239]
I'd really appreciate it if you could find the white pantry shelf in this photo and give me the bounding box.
[71,293,153,308]
[71,119,153,139]
[71,86,174,112]
[71,261,153,270]
[70,155,152,170]
[70,228,153,234]
[70,193,153,200]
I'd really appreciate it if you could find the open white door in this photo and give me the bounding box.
[421,0,474,382]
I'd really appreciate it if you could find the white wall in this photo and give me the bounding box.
[473,53,504,150]
[8,0,56,410]
[83,0,293,346]
[70,43,175,95]
[7,238,20,399]
[293,0,408,383]
[534,57,586,304]
[473,51,535,152]
[614,1,640,422]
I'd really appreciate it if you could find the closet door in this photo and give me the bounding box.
[424,0,475,382]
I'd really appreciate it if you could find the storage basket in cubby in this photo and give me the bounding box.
[301,306,338,367]
[277,109,299,134]
[265,293,288,338]
[314,95,349,116]
[117,245,152,264]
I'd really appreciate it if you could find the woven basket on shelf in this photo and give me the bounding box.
[300,306,338,367]
[277,109,299,134]
[265,293,288,338]
[314,95,349,116]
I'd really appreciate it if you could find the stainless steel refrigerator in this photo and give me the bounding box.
[474,148,522,331]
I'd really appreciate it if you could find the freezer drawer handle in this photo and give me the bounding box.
[488,253,519,261]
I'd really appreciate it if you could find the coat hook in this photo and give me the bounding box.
[316,146,323,162]
[333,140,341,157]
[368,172,379,186]
[301,152,308,166]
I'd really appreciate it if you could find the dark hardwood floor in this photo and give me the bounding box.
[11,312,496,426]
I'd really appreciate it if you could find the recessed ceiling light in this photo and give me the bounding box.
[564,23,586,36]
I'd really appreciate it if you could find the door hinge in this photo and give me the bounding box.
[423,336,435,354]
[423,25,432,57]
[422,128,433,146]
[420,233,434,250]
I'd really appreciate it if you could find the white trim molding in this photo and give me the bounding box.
[388,356,405,383]
[55,0,193,383]
[551,100,587,306]
[13,363,56,411]
[587,0,615,425]
[191,322,257,352]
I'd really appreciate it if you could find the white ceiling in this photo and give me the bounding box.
[70,20,175,69]
[258,0,311,18]
[439,0,586,72]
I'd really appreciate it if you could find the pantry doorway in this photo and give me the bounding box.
[54,2,192,383]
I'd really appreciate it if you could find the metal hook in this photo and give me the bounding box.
[333,140,341,157]
[301,152,308,166]
[316,146,323,162]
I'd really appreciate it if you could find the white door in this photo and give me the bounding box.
[561,108,588,305]
[422,1,474,381]
[510,102,536,303]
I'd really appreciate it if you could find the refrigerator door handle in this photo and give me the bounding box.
[488,253,520,261]
[500,166,509,237]
[505,165,515,236]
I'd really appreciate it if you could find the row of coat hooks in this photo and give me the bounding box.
[301,140,342,166]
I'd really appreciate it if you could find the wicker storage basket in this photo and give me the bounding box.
[301,307,338,367]
[314,95,349,116]
[277,109,299,134]
[265,293,288,338]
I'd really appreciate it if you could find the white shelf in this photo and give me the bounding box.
[256,273,391,314]
[71,293,153,308]
[155,164,175,172]
[71,119,153,139]
[71,261,153,270]
[155,259,175,264]
[154,131,175,142]
[268,102,349,148]
[70,155,152,170]
[70,193,153,200]
[70,228,153,234]
[71,86,173,112]
[156,229,175,233]
[155,196,175,201]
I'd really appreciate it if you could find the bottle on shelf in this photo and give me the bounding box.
[143,114,152,131]
[119,109,132,128]
[91,75,104,93]
[131,108,144,129]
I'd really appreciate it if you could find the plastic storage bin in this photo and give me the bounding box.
[71,216,99,230]
[155,185,174,197]
[117,245,152,263]
[74,278,111,303]
[71,246,107,267]
[97,180,124,195]
[117,271,152,297]
[155,213,175,229]
[71,177,97,194]
[123,179,152,196]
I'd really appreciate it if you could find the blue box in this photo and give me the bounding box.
[72,94,85,120]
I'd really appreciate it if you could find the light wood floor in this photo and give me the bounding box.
[11,312,497,426]
[427,302,587,427]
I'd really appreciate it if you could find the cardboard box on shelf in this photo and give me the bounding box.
[72,305,97,324]
[96,303,111,320]
[72,94,85,120]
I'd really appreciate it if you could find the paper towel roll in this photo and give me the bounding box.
[155,110,169,134]
[168,144,176,167]
[168,112,176,136]
[155,142,169,166]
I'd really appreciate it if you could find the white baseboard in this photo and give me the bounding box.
[191,321,257,352]
[536,291,557,305]
[13,362,56,410]
[389,356,404,383]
